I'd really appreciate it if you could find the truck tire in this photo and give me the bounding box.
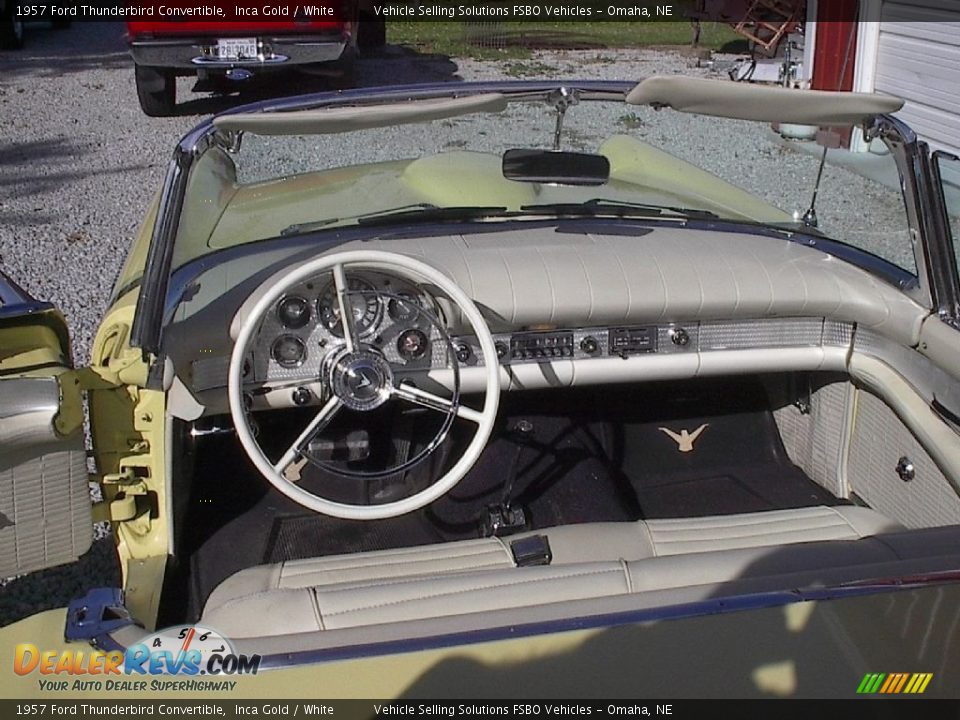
[0,4,24,50]
[135,64,176,117]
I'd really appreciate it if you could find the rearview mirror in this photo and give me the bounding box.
[502,149,610,186]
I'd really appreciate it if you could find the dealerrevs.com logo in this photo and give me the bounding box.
[14,625,261,692]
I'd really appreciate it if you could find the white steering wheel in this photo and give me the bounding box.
[228,250,501,519]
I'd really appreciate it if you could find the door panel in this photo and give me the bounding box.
[0,276,92,576]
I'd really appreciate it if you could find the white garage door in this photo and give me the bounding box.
[873,2,960,156]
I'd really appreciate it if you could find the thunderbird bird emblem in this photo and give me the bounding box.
[658,424,709,453]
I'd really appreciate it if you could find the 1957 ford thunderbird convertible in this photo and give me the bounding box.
[2,76,960,698]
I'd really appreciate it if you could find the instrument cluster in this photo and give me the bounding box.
[252,271,444,386]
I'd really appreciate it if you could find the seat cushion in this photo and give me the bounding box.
[202,505,902,637]
[640,505,900,556]
[205,561,633,636]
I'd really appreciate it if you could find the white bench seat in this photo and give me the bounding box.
[203,505,901,637]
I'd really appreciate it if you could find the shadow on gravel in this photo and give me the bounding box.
[0,22,130,79]
[0,537,121,628]
[0,138,150,224]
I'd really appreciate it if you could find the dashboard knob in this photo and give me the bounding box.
[455,343,473,363]
[670,328,691,347]
[580,336,599,355]
[291,387,312,406]
[495,342,508,360]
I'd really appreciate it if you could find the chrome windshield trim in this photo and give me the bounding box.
[864,114,933,310]
[928,150,960,322]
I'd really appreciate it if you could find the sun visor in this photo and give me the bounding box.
[626,76,904,125]
[213,94,509,135]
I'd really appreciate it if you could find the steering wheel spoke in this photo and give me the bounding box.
[332,263,360,352]
[273,396,343,475]
[393,382,483,424]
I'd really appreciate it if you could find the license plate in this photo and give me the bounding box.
[216,38,258,60]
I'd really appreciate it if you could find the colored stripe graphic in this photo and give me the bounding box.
[858,673,932,694]
[892,673,909,693]
[857,673,885,694]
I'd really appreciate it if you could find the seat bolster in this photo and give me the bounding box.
[645,506,903,556]
[204,564,283,616]
[626,537,896,592]
[830,506,904,537]
[204,588,321,637]
[315,561,631,630]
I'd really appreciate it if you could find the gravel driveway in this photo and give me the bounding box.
[0,22,916,626]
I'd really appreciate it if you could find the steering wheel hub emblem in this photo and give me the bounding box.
[330,350,393,411]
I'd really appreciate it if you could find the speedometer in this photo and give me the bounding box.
[317,277,382,338]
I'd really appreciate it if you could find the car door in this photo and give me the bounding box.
[0,271,92,576]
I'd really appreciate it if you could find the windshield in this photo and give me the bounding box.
[158,89,917,288]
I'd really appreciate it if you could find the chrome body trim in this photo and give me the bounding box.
[0,377,61,453]
[129,34,346,71]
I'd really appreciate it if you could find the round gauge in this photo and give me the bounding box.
[317,278,381,338]
[271,335,306,367]
[277,295,311,329]
[397,328,430,360]
[387,293,422,323]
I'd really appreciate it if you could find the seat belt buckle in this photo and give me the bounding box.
[510,535,553,567]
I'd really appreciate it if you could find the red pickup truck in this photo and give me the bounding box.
[126,7,384,116]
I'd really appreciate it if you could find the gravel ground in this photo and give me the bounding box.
[0,23,916,626]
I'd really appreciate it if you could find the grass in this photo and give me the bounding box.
[387,15,744,60]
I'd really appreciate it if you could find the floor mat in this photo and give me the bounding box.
[620,380,842,518]
[264,512,443,564]
[426,406,640,538]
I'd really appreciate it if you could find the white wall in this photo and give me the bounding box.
[860,1,960,156]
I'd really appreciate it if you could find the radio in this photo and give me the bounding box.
[510,331,575,361]
[608,326,657,356]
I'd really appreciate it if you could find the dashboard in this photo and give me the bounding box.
[171,225,927,418]
[186,267,856,414]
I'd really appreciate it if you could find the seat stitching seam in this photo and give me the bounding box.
[649,519,848,538]
[322,568,625,617]
[653,527,857,547]
[619,558,632,593]
[280,547,509,576]
[309,588,325,631]
[824,505,861,536]
[648,516,843,533]
[492,536,515,565]
[648,507,832,526]
[641,522,657,557]
[286,559,515,590]
[209,588,312,613]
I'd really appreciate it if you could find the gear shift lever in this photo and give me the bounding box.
[481,419,535,537]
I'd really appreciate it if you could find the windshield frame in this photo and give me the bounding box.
[129,80,934,363]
